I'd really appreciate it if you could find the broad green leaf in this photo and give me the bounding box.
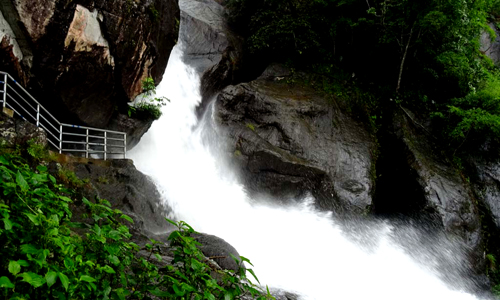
[17,260,29,267]
[114,287,130,300]
[0,276,14,288]
[247,268,260,284]
[173,284,185,296]
[49,175,56,184]
[0,156,9,165]
[8,261,21,275]
[45,271,57,287]
[24,213,40,226]
[16,171,29,192]
[20,272,46,288]
[36,165,48,172]
[107,255,120,265]
[82,197,92,206]
[239,255,253,266]
[64,257,74,270]
[79,275,96,283]
[101,265,115,274]
[165,218,178,226]
[120,214,134,223]
[58,272,69,291]
[20,244,38,254]
[58,195,72,203]
[3,218,12,230]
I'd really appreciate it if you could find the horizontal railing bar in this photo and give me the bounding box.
[61,141,87,145]
[61,149,124,154]
[61,123,125,135]
[61,149,87,153]
[88,134,106,139]
[62,132,87,138]
[103,137,125,142]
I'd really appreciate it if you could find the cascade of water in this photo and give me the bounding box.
[129,44,481,300]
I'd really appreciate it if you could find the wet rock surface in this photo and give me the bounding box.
[53,157,171,236]
[472,160,500,228]
[374,109,483,268]
[0,0,179,138]
[179,0,245,116]
[214,65,377,213]
[193,233,242,272]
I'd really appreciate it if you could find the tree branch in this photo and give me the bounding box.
[396,21,416,94]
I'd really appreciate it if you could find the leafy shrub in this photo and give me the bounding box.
[0,152,273,299]
[128,77,170,120]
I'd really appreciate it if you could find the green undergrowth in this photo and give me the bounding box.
[0,143,274,299]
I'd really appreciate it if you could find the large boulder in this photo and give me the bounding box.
[214,65,377,214]
[0,0,179,134]
[50,156,172,236]
[193,233,242,271]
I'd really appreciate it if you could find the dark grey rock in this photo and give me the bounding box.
[179,0,244,116]
[388,109,483,266]
[474,161,500,228]
[179,0,228,75]
[63,158,172,236]
[214,66,377,214]
[193,233,242,271]
[107,112,154,150]
[480,23,500,65]
[0,110,46,147]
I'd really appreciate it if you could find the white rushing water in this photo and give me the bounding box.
[129,45,481,300]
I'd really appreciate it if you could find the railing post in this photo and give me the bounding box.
[59,125,62,154]
[104,131,107,161]
[36,104,40,127]
[86,129,89,158]
[2,73,6,108]
[124,134,127,159]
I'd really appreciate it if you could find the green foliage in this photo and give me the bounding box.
[226,0,500,154]
[431,74,500,152]
[164,219,274,299]
[57,167,89,189]
[128,77,170,120]
[0,151,272,299]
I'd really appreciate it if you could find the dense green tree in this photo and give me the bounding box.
[226,0,500,151]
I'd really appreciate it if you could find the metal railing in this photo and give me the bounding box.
[0,71,126,160]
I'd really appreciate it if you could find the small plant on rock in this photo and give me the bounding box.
[128,77,170,120]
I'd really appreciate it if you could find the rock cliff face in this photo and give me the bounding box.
[214,65,378,214]
[178,0,248,117]
[0,0,179,142]
[374,110,483,266]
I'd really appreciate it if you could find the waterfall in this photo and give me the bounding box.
[129,44,482,300]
